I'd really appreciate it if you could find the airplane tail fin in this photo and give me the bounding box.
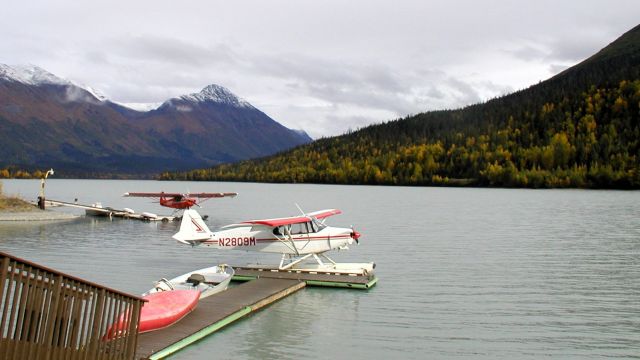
[173,209,213,245]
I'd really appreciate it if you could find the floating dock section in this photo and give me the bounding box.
[43,199,178,222]
[135,268,377,359]
[135,278,305,359]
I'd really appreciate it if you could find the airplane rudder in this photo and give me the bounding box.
[187,209,212,234]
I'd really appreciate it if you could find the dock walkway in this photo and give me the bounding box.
[135,278,305,360]
[135,266,377,359]
[0,210,78,221]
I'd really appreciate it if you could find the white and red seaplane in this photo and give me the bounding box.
[173,208,374,274]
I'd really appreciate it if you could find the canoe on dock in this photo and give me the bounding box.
[143,265,234,300]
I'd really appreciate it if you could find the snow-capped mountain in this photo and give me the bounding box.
[140,84,311,164]
[160,84,257,113]
[0,64,311,175]
[0,64,107,104]
[82,85,108,102]
[0,64,71,86]
[178,84,254,108]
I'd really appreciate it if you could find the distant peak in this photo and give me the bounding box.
[179,84,254,108]
[82,85,108,102]
[0,64,70,86]
[0,64,110,104]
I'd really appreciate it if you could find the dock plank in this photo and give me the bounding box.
[135,278,304,359]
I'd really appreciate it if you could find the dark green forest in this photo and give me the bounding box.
[161,25,640,188]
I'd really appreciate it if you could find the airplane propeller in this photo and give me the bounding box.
[350,225,361,244]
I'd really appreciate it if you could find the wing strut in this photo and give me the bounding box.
[271,226,300,255]
[279,253,314,270]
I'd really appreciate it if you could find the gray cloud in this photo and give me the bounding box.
[64,86,102,104]
[108,35,238,68]
[509,28,618,65]
[426,86,445,100]
[510,45,548,62]
[1,0,639,137]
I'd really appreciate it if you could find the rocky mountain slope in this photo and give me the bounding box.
[0,65,311,176]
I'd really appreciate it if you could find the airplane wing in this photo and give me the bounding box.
[243,209,342,226]
[189,192,238,198]
[123,192,178,198]
[123,192,237,198]
[306,209,342,220]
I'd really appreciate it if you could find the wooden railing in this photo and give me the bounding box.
[0,251,145,360]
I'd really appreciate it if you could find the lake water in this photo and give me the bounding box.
[1,179,639,359]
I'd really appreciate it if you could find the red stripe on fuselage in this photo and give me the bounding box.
[202,235,351,245]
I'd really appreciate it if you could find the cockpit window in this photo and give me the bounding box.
[273,225,292,236]
[307,221,316,233]
[312,218,326,231]
[273,222,320,235]
[291,223,305,234]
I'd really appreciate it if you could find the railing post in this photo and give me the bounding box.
[0,256,10,356]
[45,274,64,360]
[127,299,142,359]
[6,262,25,359]
[35,271,56,360]
[88,288,106,359]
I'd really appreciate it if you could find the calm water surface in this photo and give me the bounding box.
[1,179,639,359]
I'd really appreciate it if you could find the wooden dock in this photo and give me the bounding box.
[135,278,305,360]
[134,267,377,359]
[43,199,178,222]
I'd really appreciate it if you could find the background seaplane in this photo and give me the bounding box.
[173,208,370,272]
[123,191,237,211]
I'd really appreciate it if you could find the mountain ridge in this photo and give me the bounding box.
[0,65,311,176]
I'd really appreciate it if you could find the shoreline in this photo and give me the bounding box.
[0,210,79,221]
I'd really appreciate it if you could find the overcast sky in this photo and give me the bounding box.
[2,1,639,138]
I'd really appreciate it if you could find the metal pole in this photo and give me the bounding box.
[38,169,54,210]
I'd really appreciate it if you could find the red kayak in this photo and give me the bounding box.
[138,290,199,333]
[106,289,199,338]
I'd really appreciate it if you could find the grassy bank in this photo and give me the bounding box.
[0,182,38,211]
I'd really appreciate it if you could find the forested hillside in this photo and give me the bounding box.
[161,25,640,188]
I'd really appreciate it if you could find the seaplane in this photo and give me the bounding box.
[123,191,237,211]
[173,207,373,273]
